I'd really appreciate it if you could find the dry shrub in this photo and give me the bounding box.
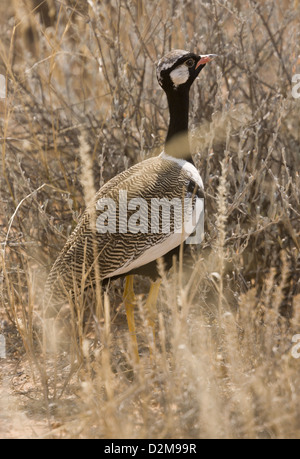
[0,0,299,439]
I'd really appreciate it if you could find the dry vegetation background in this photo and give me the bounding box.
[0,0,300,439]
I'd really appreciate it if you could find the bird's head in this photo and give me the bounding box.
[156,49,217,93]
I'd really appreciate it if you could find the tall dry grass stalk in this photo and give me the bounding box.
[0,0,299,439]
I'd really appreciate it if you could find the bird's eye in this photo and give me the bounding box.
[185,58,195,68]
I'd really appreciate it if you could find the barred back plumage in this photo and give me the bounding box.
[44,154,204,312]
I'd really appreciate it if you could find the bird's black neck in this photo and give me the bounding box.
[165,88,194,164]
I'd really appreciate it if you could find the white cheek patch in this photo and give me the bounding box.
[169,65,189,88]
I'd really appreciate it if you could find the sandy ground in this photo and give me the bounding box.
[0,360,49,439]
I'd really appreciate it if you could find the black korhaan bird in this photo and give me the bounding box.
[44,49,217,358]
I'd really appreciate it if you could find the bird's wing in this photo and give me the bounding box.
[44,156,202,305]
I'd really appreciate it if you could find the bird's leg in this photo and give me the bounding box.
[145,279,161,355]
[123,275,139,362]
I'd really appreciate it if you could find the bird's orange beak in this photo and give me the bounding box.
[196,54,218,69]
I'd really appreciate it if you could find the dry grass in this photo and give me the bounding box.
[0,0,300,439]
